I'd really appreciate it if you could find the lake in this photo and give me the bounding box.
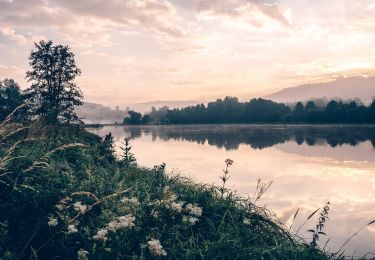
[87,124,375,257]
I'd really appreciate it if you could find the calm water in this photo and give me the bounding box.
[88,125,375,257]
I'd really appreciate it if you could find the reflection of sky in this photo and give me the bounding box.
[88,126,375,257]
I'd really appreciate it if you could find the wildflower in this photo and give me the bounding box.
[55,204,64,211]
[151,210,159,219]
[107,220,118,232]
[186,203,203,217]
[77,248,89,260]
[121,197,139,206]
[56,197,72,211]
[163,186,170,194]
[48,216,58,227]
[117,215,135,230]
[243,218,251,226]
[170,202,184,213]
[183,216,199,225]
[225,158,234,166]
[169,194,177,202]
[56,203,68,211]
[162,186,177,202]
[147,239,167,256]
[73,201,88,214]
[93,228,108,241]
[67,224,78,234]
[149,199,161,206]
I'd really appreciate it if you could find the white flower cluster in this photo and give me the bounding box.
[182,216,199,225]
[162,186,177,204]
[77,248,89,260]
[47,216,58,227]
[94,214,135,242]
[148,186,204,226]
[243,217,251,226]
[67,223,78,234]
[180,203,203,226]
[118,215,136,229]
[93,228,108,241]
[55,197,72,211]
[186,203,203,217]
[151,210,159,219]
[121,197,139,206]
[73,201,88,214]
[108,214,136,232]
[170,202,184,213]
[147,238,167,257]
[149,186,180,211]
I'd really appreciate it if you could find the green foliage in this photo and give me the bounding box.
[141,114,152,124]
[123,110,142,125]
[0,79,24,122]
[119,137,136,169]
[309,202,330,248]
[25,40,83,124]
[139,97,375,124]
[98,132,116,163]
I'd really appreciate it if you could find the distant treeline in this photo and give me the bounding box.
[124,97,375,124]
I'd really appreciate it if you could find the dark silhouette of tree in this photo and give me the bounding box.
[370,99,375,117]
[25,40,83,124]
[293,102,305,121]
[141,114,152,124]
[136,97,375,125]
[149,106,169,124]
[0,79,23,121]
[98,133,116,163]
[305,101,316,111]
[123,110,142,124]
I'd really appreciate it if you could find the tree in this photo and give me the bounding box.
[293,102,305,121]
[141,114,152,124]
[25,40,83,124]
[123,110,142,125]
[98,133,116,163]
[305,101,316,111]
[0,79,23,121]
[120,137,136,168]
[369,99,375,123]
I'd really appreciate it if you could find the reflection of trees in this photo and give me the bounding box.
[123,126,142,139]
[121,125,375,151]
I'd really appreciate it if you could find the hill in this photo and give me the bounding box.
[265,76,375,104]
[127,100,199,114]
[75,102,129,124]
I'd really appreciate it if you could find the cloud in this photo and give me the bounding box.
[0,0,187,44]
[0,27,27,45]
[195,0,291,28]
[53,0,187,38]
[170,80,202,85]
[0,64,25,78]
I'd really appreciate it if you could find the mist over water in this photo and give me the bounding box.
[88,125,375,257]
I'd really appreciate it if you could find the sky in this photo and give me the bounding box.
[0,0,375,106]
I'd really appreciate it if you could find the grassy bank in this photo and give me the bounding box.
[0,120,332,259]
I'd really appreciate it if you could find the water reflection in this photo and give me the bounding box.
[118,125,375,150]
[87,125,375,257]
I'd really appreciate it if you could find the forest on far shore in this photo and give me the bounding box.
[122,96,375,125]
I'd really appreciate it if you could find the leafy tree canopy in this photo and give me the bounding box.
[25,40,83,124]
[0,78,23,121]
